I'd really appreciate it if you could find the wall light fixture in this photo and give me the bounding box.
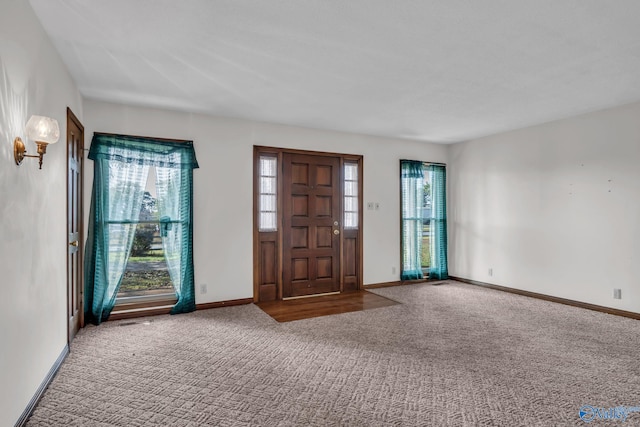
[14,115,60,169]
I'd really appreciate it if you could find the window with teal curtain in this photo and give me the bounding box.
[427,164,448,279]
[84,133,199,324]
[400,160,424,280]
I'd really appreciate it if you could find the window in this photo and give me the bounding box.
[344,162,359,229]
[118,167,174,302]
[421,170,431,271]
[259,155,277,231]
[400,160,448,281]
[84,134,198,324]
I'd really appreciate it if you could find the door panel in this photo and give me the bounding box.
[67,109,83,341]
[283,153,341,298]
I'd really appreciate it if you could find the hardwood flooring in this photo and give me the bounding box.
[255,290,399,322]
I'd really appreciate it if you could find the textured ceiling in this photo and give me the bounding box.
[28,0,640,143]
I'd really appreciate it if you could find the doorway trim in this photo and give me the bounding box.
[253,146,363,302]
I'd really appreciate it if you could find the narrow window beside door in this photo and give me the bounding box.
[259,155,277,232]
[344,162,358,229]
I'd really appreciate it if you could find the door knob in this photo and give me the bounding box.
[333,229,339,235]
[69,241,78,247]
[333,221,339,226]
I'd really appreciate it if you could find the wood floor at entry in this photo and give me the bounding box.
[256,290,398,322]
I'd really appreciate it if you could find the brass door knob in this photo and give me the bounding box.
[333,229,339,235]
[69,241,78,247]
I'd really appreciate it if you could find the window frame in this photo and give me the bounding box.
[399,160,446,280]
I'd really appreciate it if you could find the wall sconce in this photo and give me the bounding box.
[14,115,60,169]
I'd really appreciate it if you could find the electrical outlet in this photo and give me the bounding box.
[375,202,380,210]
[200,283,207,294]
[488,268,493,277]
[613,288,622,299]
[367,202,374,210]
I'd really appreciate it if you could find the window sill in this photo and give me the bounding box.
[110,292,177,321]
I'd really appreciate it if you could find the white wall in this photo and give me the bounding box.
[0,1,83,425]
[83,100,448,303]
[448,101,640,313]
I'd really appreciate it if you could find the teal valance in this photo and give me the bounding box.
[89,133,199,169]
[400,160,424,179]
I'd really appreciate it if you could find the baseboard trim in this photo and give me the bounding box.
[196,298,253,310]
[450,276,640,321]
[15,344,69,427]
[364,279,447,289]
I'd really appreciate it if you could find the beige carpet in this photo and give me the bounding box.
[27,281,640,426]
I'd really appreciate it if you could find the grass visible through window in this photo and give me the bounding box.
[119,247,173,297]
[421,222,431,269]
[421,175,432,270]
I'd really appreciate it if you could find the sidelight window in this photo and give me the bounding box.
[259,155,278,231]
[344,162,358,229]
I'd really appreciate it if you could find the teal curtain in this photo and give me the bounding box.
[428,164,448,279]
[85,133,199,324]
[400,160,424,280]
[156,166,195,314]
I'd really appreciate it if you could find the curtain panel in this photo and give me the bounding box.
[84,134,199,324]
[400,160,425,280]
[428,164,448,279]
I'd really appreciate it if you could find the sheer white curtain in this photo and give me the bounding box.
[155,165,194,312]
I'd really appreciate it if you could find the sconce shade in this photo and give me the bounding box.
[25,115,60,144]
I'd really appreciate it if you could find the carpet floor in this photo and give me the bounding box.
[27,281,640,426]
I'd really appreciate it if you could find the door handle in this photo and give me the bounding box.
[69,241,78,247]
[333,229,339,235]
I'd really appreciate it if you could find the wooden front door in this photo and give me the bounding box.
[67,108,84,341]
[254,146,363,302]
[282,153,341,298]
